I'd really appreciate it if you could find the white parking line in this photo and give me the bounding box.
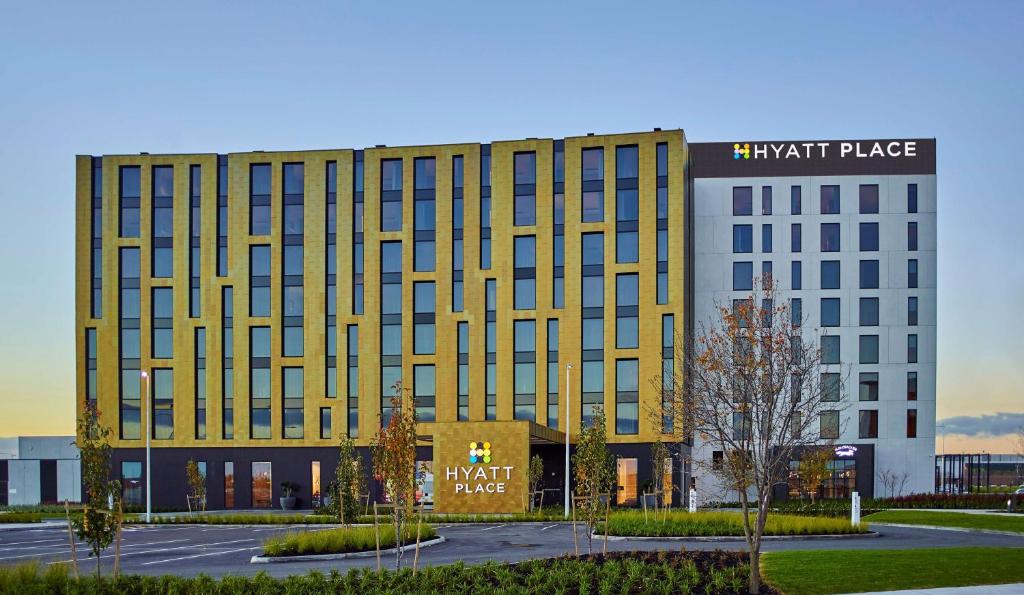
[37,538,256,565]
[141,546,263,566]
[0,538,65,547]
[479,524,506,531]
[540,524,559,531]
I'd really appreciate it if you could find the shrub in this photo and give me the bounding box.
[0,512,43,523]
[601,510,866,537]
[262,525,438,557]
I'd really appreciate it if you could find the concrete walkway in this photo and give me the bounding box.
[851,583,1024,594]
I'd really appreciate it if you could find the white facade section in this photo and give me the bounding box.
[692,173,936,499]
[2,436,80,505]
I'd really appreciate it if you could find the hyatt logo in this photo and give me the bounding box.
[732,141,918,160]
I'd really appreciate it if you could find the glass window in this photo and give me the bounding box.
[381,159,402,192]
[732,187,753,216]
[581,147,603,181]
[908,183,918,213]
[908,334,918,363]
[414,157,435,190]
[582,190,604,222]
[733,225,753,253]
[908,259,918,288]
[820,411,839,440]
[908,296,918,326]
[121,461,143,505]
[822,372,841,402]
[907,372,918,401]
[791,223,802,252]
[821,260,840,290]
[860,223,879,252]
[821,223,840,252]
[615,359,639,435]
[283,326,303,357]
[582,318,603,351]
[820,298,840,327]
[414,364,436,422]
[908,222,918,251]
[414,240,435,272]
[907,409,918,438]
[860,297,879,326]
[251,462,272,508]
[152,247,173,278]
[860,260,879,289]
[582,233,603,266]
[616,146,638,178]
[762,224,773,253]
[859,410,878,439]
[616,231,638,263]
[859,185,879,214]
[381,242,402,273]
[821,335,840,364]
[859,372,879,401]
[860,335,880,364]
[820,185,840,214]
[762,186,772,215]
[791,297,802,326]
[733,261,753,291]
[790,185,802,215]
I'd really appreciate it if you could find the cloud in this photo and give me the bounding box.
[938,412,1024,437]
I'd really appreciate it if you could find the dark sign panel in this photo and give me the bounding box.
[690,139,936,178]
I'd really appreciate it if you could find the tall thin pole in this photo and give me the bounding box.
[142,371,151,523]
[564,363,573,519]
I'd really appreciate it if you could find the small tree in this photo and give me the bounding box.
[72,403,121,577]
[650,440,670,509]
[527,454,544,510]
[663,279,846,594]
[185,459,206,513]
[572,407,615,554]
[797,446,833,504]
[334,436,365,525]
[371,382,421,570]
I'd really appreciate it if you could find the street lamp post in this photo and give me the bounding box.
[564,363,573,519]
[141,370,151,523]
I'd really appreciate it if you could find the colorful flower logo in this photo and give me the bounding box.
[468,441,492,464]
[733,143,751,160]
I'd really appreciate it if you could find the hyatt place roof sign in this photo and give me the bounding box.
[690,138,936,178]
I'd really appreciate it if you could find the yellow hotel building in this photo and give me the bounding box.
[75,129,690,511]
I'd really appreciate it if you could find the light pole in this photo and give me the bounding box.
[564,363,573,519]
[141,370,151,523]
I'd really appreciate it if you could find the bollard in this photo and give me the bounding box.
[851,491,861,526]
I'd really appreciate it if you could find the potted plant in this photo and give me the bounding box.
[280,481,299,510]
[641,480,657,509]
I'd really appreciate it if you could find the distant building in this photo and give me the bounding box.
[0,437,81,506]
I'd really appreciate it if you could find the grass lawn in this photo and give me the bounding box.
[601,510,866,537]
[762,547,1024,595]
[865,510,1024,533]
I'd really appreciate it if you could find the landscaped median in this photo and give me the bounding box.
[0,512,43,523]
[255,525,440,562]
[599,510,868,538]
[864,510,1024,534]
[0,550,765,593]
[135,508,568,525]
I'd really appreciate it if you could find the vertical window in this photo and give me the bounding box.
[413,281,436,354]
[860,335,880,364]
[762,224,773,253]
[458,322,469,421]
[282,163,304,358]
[547,319,559,429]
[119,165,141,238]
[223,461,235,508]
[581,147,604,222]
[414,365,435,422]
[661,315,674,433]
[121,462,143,505]
[85,328,98,405]
[908,222,918,251]
[151,166,174,278]
[195,328,206,440]
[907,372,918,401]
[152,368,174,439]
[222,287,234,439]
[251,462,272,509]
[820,223,840,252]
[820,411,839,440]
[908,183,918,213]
[860,259,879,289]
[353,153,364,314]
[821,260,840,290]
[791,298,803,326]
[485,278,497,420]
[326,162,337,402]
[91,159,103,318]
[553,142,565,308]
[732,186,753,216]
[189,165,202,316]
[414,157,436,272]
[311,461,322,506]
[514,235,537,309]
[908,296,919,326]
[656,143,669,304]
[908,259,919,288]
[452,155,464,312]
[513,152,536,226]
[615,146,639,263]
[151,287,173,358]
[733,262,753,291]
[118,249,142,438]
[790,185,802,215]
[615,359,639,435]
[282,367,304,439]
[761,186,772,215]
[733,225,753,253]
[250,326,271,439]
[581,360,603,428]
[859,372,878,401]
[380,241,402,427]
[822,373,841,402]
[513,320,536,421]
[907,409,918,438]
[820,298,840,327]
[616,458,638,506]
[347,325,359,437]
[249,245,271,316]
[616,273,639,349]
[859,410,879,439]
[249,164,271,235]
[380,159,403,231]
[821,336,840,364]
[791,223,802,253]
[860,223,879,251]
[859,184,879,214]
[791,261,802,290]
[908,334,918,363]
[480,146,492,268]
[860,297,879,326]
[217,155,229,276]
[820,185,840,214]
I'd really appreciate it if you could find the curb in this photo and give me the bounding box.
[598,531,879,542]
[250,536,446,563]
[869,522,1024,537]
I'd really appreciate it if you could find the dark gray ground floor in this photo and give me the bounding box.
[1,521,1022,578]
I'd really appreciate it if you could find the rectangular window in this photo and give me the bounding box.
[554,143,566,308]
[791,261,802,290]
[414,364,436,422]
[820,298,840,327]
[859,372,879,401]
[480,146,492,268]
[821,260,840,290]
[908,259,919,288]
[414,157,436,272]
[859,184,879,214]
[821,223,840,252]
[860,259,879,289]
[452,155,465,312]
[547,318,559,429]
[152,368,174,440]
[380,159,403,231]
[762,224,772,253]
[151,287,173,358]
[859,410,879,439]
[791,298,802,326]
[907,409,918,438]
[733,225,752,253]
[860,297,879,326]
[615,146,639,263]
[513,320,536,422]
[90,159,103,318]
[908,296,919,326]
[616,458,638,506]
[249,164,271,235]
[249,245,271,317]
[121,461,143,505]
[908,222,918,251]
[581,360,603,428]
[661,314,674,433]
[189,165,202,317]
[347,325,358,437]
[820,185,840,214]
[195,327,207,440]
[908,334,918,363]
[908,183,918,213]
[907,372,918,401]
[513,152,536,226]
[581,147,604,222]
[320,407,331,440]
[282,367,304,439]
[656,144,669,305]
[615,359,639,435]
[514,235,537,309]
[485,278,497,420]
[860,335,880,364]
[224,461,234,508]
[860,222,879,251]
[822,335,840,364]
[733,186,753,216]
[414,281,436,354]
[217,155,229,276]
[822,373,841,402]
[119,166,141,238]
[791,223,802,253]
[458,321,469,421]
[733,261,753,291]
[251,462,272,509]
[616,273,639,349]
[353,153,364,314]
[250,326,271,439]
[820,411,839,440]
[762,186,772,215]
[790,185,802,215]
[85,328,98,405]
[222,287,234,439]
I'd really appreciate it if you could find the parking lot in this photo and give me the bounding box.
[1,520,1022,578]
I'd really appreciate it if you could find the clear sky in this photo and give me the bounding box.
[0,1,1021,452]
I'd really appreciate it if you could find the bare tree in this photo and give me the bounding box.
[657,279,846,594]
